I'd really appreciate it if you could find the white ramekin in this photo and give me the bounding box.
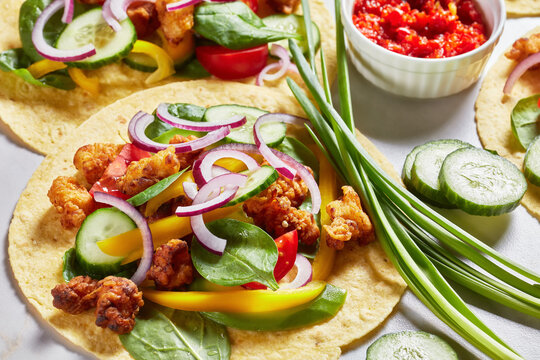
[341,0,506,99]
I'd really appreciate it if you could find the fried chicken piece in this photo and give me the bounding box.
[505,33,540,62]
[73,143,124,185]
[147,239,194,290]
[94,276,144,334]
[169,135,204,169]
[48,176,96,229]
[156,0,194,45]
[144,195,192,223]
[244,195,320,245]
[118,146,180,197]
[51,276,99,314]
[324,186,373,250]
[127,2,160,38]
[265,0,300,14]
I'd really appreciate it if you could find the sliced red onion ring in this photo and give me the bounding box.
[32,0,96,61]
[62,0,74,23]
[189,173,247,255]
[204,143,321,214]
[93,192,153,286]
[255,44,298,86]
[279,254,312,289]
[156,103,247,131]
[193,149,260,186]
[254,113,310,179]
[102,0,122,31]
[128,111,230,153]
[503,52,540,95]
[109,0,156,22]
[167,0,202,11]
[183,182,198,200]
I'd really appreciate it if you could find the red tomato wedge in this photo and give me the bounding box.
[196,45,269,80]
[244,230,298,290]
[90,144,151,200]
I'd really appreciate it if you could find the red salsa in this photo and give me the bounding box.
[352,0,487,58]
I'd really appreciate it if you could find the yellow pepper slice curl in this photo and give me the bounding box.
[67,68,100,96]
[27,59,66,78]
[312,149,337,281]
[98,204,242,264]
[145,170,195,217]
[131,40,175,84]
[143,280,326,313]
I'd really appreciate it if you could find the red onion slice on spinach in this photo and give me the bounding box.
[93,192,153,286]
[157,103,247,131]
[193,149,259,185]
[62,0,74,23]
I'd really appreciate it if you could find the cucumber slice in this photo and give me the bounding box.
[75,207,136,276]
[410,139,471,207]
[440,147,527,216]
[262,14,321,56]
[524,136,540,186]
[366,331,458,360]
[203,104,286,147]
[402,142,433,189]
[56,8,136,69]
[226,165,278,206]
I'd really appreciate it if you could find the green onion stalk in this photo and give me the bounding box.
[289,0,540,358]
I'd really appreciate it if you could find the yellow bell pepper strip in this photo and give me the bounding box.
[98,203,242,264]
[67,68,100,95]
[312,149,337,281]
[142,280,326,313]
[144,170,195,217]
[27,59,66,78]
[157,29,195,64]
[131,40,175,84]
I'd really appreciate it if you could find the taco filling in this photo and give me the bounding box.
[43,101,379,356]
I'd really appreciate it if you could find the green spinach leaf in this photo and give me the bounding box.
[511,94,540,150]
[194,2,298,50]
[0,48,76,89]
[201,284,346,331]
[62,248,135,282]
[297,197,320,259]
[175,58,211,79]
[127,169,188,207]
[120,303,230,360]
[277,136,319,180]
[191,219,279,290]
[146,103,207,141]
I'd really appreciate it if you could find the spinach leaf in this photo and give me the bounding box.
[168,103,206,121]
[20,0,64,61]
[0,48,76,89]
[276,136,319,180]
[511,94,540,150]
[146,103,207,141]
[201,284,347,331]
[193,2,298,50]
[127,169,188,207]
[191,219,279,290]
[62,248,135,281]
[297,198,320,259]
[175,58,211,79]
[120,303,230,360]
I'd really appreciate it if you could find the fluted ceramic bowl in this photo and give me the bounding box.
[341,0,506,98]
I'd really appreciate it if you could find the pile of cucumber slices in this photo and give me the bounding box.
[402,139,528,216]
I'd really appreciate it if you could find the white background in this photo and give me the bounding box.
[1,2,539,359]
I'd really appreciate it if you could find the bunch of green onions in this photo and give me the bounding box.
[289,0,540,358]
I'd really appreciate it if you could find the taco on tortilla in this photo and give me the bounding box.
[476,27,540,221]
[0,0,335,155]
[505,0,540,18]
[8,81,405,359]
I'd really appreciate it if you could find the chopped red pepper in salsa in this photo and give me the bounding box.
[352,0,487,58]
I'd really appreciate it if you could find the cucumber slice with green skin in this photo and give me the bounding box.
[402,142,433,189]
[262,14,321,56]
[75,207,136,276]
[439,147,528,216]
[226,165,278,206]
[366,331,458,360]
[56,8,136,69]
[203,104,286,147]
[410,139,471,207]
[524,136,540,186]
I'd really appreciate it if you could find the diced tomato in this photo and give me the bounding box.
[89,144,151,200]
[244,230,298,290]
[240,0,258,12]
[196,45,268,80]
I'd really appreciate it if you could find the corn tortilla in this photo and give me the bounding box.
[505,0,540,18]
[0,0,336,155]
[475,27,540,221]
[9,81,405,359]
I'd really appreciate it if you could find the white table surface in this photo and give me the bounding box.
[1,4,539,359]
